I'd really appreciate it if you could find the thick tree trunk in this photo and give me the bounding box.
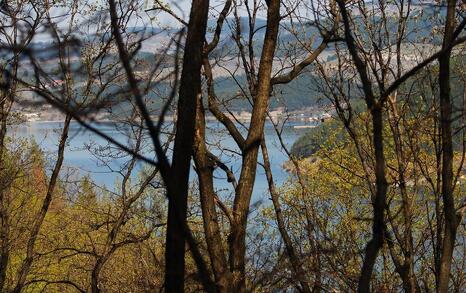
[228,1,281,291]
[164,0,210,291]
[437,1,460,291]
[358,106,388,293]
[335,1,390,291]
[108,0,212,289]
[193,97,233,292]
[91,258,106,293]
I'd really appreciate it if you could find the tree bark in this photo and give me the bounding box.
[108,0,213,289]
[193,96,233,292]
[164,0,210,291]
[335,2,389,291]
[437,1,461,291]
[228,0,281,291]
[0,89,11,292]
[357,106,388,293]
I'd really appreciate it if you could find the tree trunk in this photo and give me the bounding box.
[437,1,460,291]
[260,139,312,293]
[387,94,419,293]
[0,91,11,292]
[193,96,233,292]
[164,0,210,291]
[228,0,281,291]
[335,2,389,291]
[358,106,388,293]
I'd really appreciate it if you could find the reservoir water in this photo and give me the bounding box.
[11,120,312,200]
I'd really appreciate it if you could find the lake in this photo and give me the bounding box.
[11,120,312,200]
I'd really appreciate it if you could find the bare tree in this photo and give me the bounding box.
[108,0,215,291]
[437,1,464,291]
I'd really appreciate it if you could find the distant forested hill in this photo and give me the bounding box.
[213,72,327,111]
[13,2,452,116]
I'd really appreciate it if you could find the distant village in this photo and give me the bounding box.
[15,79,335,127]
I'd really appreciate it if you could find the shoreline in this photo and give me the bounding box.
[22,116,326,124]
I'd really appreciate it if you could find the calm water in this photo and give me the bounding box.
[11,121,311,200]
